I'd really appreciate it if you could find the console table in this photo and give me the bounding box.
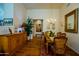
[0,32,28,55]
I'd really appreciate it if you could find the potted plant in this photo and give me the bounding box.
[25,17,33,40]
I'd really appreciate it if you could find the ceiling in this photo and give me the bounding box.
[23,3,65,9]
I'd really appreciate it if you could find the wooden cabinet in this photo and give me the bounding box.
[9,35,18,55]
[0,32,28,55]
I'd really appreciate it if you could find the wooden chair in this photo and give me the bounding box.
[57,32,62,38]
[53,37,67,55]
[44,37,48,54]
[61,33,66,37]
[42,32,49,54]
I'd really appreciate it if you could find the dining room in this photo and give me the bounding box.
[0,3,79,56]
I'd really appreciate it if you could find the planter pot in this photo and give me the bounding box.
[30,34,33,39]
[27,36,30,40]
[28,34,33,40]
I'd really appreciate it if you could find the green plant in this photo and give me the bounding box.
[25,17,32,36]
[49,31,55,37]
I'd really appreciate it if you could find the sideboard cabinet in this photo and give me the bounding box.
[0,32,28,55]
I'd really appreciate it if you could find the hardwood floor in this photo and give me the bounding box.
[13,36,79,56]
[14,37,41,56]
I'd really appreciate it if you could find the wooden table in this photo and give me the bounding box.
[44,32,54,54]
[44,32,54,43]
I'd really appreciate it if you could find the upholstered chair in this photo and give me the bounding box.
[61,33,66,37]
[53,37,67,55]
[57,32,62,37]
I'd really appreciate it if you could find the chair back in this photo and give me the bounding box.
[61,33,66,37]
[57,32,62,37]
[54,37,67,55]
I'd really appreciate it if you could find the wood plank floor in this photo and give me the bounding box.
[14,36,79,56]
[14,37,41,56]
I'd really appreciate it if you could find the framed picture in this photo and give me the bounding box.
[0,6,4,26]
[65,8,78,33]
[3,18,13,26]
[33,19,43,32]
[36,23,42,32]
[0,20,3,26]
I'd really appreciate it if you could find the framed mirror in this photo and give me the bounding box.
[65,9,78,33]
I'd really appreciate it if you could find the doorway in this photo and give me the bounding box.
[32,19,43,38]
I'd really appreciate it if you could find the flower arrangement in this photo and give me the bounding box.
[49,31,55,37]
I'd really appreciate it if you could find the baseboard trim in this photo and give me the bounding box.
[66,46,79,56]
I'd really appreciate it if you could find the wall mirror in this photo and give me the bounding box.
[65,9,78,33]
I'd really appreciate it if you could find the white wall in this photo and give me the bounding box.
[26,9,61,34]
[14,3,26,28]
[61,3,79,54]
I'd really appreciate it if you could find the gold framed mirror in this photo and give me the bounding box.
[65,8,78,33]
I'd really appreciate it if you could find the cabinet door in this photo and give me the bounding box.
[23,33,27,43]
[16,33,27,47]
[16,36,20,47]
[9,35,17,54]
[0,37,10,55]
[21,33,27,45]
[18,34,23,46]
